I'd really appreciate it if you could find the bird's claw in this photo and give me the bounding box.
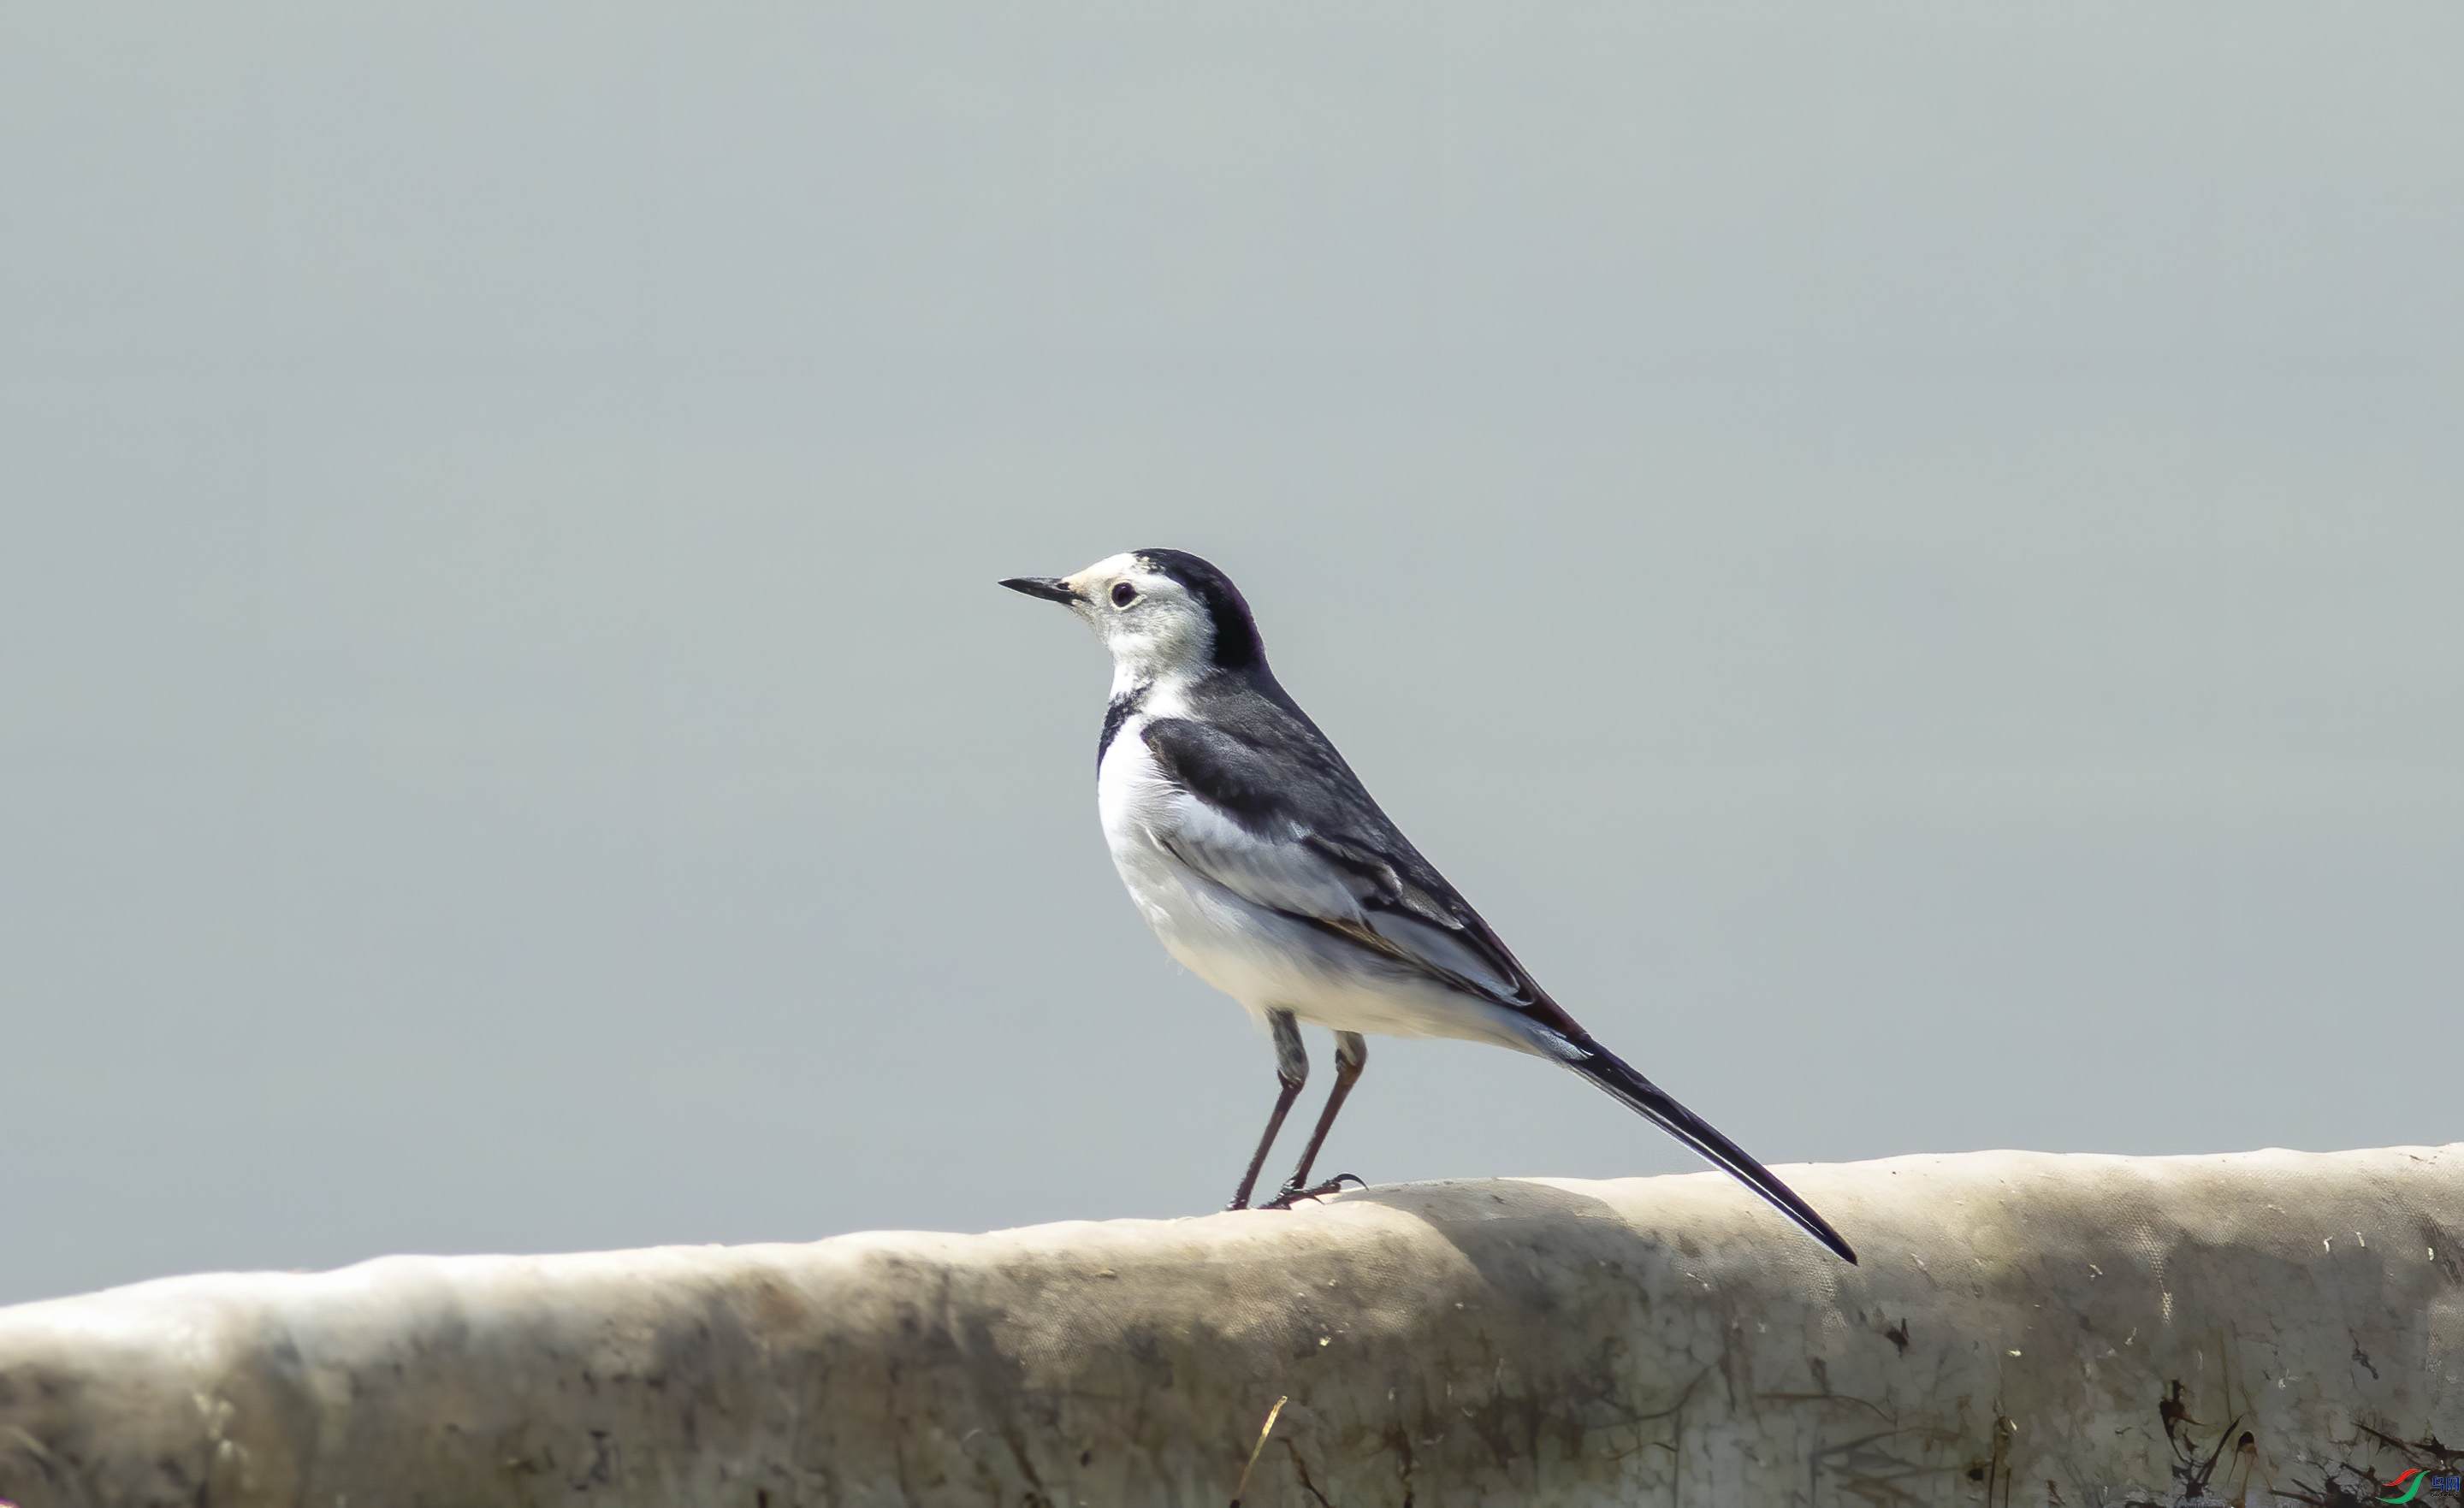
[1262,1172,1365,1209]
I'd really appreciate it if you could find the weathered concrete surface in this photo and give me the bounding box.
[0,1147,2458,1507]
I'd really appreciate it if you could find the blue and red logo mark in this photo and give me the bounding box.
[2380,1470,2464,1503]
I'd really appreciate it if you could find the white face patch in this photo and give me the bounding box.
[1057,553,1217,692]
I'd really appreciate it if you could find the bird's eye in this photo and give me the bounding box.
[1111,582,1139,608]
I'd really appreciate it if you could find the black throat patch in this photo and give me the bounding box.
[1098,684,1148,770]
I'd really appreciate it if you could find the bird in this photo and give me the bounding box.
[999,548,1856,1263]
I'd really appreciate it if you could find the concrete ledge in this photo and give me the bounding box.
[1,1147,2459,1506]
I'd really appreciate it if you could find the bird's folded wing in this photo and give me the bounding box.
[1140,716,1561,1020]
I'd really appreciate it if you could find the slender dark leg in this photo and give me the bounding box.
[1266,1031,1367,1209]
[1226,1010,1308,1211]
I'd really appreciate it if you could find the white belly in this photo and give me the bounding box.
[1095,717,1536,1051]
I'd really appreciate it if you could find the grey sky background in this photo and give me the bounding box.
[3,3,2458,1305]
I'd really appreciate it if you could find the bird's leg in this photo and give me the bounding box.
[1265,1031,1367,1209]
[1226,1009,1308,1211]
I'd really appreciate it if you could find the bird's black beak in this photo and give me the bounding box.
[998,577,1081,605]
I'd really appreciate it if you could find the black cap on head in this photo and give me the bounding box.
[1134,548,1265,672]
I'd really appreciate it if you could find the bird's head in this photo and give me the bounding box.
[1000,548,1265,689]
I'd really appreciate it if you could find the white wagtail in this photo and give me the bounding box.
[1001,548,1856,1263]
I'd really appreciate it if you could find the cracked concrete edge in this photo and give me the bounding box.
[0,1145,2459,1506]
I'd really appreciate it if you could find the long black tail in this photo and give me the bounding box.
[1559,1033,1857,1264]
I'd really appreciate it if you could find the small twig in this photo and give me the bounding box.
[1229,1395,1288,1507]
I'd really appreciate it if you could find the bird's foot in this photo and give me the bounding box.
[1262,1173,1365,1210]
